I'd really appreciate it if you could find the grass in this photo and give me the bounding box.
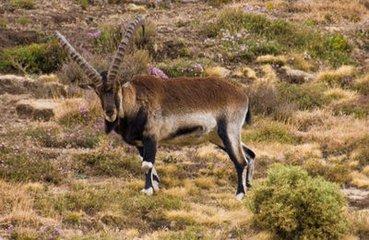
[71,149,141,177]
[0,149,62,183]
[204,9,353,66]
[16,16,31,25]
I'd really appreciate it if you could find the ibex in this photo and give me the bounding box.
[55,16,255,200]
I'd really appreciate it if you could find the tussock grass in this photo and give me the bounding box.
[316,65,357,87]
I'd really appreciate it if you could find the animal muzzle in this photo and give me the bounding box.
[104,109,117,122]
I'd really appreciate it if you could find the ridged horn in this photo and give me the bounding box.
[107,15,145,86]
[55,31,102,87]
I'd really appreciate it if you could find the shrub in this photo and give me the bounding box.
[242,120,298,144]
[16,16,31,25]
[277,82,329,110]
[248,164,348,239]
[204,9,353,66]
[10,0,35,9]
[76,0,89,9]
[0,40,66,74]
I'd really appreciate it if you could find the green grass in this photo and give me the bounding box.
[204,9,353,65]
[25,125,103,149]
[16,16,31,25]
[72,150,141,177]
[0,151,62,183]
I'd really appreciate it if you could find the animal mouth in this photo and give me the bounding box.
[105,111,117,122]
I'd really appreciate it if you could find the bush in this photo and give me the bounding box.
[10,0,35,9]
[204,9,353,66]
[278,82,329,110]
[248,164,348,240]
[242,120,298,144]
[0,40,66,74]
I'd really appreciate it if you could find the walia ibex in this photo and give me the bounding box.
[55,15,255,200]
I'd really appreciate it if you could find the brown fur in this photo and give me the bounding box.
[122,75,249,118]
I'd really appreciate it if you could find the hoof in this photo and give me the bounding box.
[141,161,153,173]
[235,192,245,201]
[140,187,154,196]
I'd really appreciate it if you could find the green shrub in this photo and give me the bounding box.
[277,82,329,110]
[248,164,348,239]
[0,40,66,74]
[10,0,35,9]
[16,16,31,25]
[204,9,353,66]
[76,0,89,9]
[243,121,298,144]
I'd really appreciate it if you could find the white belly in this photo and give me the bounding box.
[159,112,219,146]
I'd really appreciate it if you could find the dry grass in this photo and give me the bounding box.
[316,65,357,87]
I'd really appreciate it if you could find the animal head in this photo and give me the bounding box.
[55,16,145,122]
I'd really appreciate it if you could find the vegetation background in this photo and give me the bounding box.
[0,0,368,239]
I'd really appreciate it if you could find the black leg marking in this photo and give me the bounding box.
[140,136,158,195]
[217,119,247,197]
[242,145,255,188]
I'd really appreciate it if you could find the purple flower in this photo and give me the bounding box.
[192,63,204,73]
[147,66,169,79]
[87,30,101,38]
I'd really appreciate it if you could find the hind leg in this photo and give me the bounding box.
[211,135,255,191]
[242,144,255,188]
[217,120,249,200]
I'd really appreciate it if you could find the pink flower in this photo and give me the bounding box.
[87,30,101,38]
[147,66,169,79]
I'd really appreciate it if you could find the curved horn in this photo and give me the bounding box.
[55,31,102,87]
[107,15,145,86]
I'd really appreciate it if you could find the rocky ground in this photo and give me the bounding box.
[0,0,369,239]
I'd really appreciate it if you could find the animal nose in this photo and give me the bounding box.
[106,109,114,117]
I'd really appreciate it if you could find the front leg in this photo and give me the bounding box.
[137,146,160,193]
[140,136,158,196]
